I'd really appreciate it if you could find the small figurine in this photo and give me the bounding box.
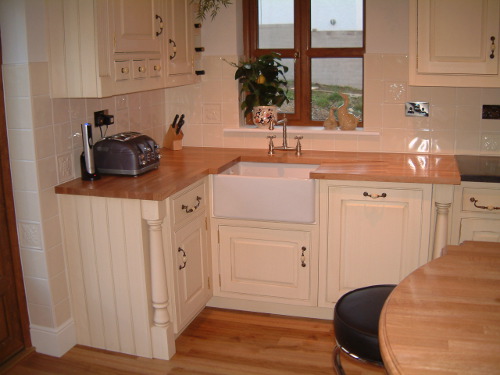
[323,106,338,129]
[337,93,360,131]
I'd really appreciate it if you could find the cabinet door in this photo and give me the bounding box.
[113,0,162,53]
[172,215,211,332]
[325,185,428,304]
[165,0,194,77]
[218,226,313,303]
[416,0,499,75]
[459,218,500,243]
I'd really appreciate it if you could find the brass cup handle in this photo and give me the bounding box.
[181,196,202,213]
[363,192,387,199]
[178,247,187,270]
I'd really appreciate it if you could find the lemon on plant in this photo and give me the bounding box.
[257,74,266,84]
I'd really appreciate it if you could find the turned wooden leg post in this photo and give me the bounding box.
[141,200,176,359]
[433,202,451,259]
[147,217,170,327]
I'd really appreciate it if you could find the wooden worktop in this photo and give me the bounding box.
[379,241,500,374]
[55,147,461,201]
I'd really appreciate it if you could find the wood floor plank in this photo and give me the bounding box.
[3,308,386,375]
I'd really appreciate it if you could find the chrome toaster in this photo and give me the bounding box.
[93,132,160,176]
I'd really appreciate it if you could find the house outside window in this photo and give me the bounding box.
[243,0,365,126]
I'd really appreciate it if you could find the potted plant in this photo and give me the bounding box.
[227,53,289,127]
[194,0,232,21]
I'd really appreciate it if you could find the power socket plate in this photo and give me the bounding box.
[405,102,429,117]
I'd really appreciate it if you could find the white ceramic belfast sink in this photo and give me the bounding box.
[212,162,319,223]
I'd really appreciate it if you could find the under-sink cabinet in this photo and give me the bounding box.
[46,0,198,98]
[450,182,500,243]
[318,180,433,307]
[215,224,317,305]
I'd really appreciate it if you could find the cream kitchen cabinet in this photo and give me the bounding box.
[46,0,198,98]
[450,182,500,244]
[215,224,317,306]
[409,0,500,87]
[164,0,197,87]
[113,0,162,54]
[57,178,211,360]
[318,180,432,307]
[167,179,211,334]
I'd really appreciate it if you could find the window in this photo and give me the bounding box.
[243,0,365,126]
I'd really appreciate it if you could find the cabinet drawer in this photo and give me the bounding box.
[149,59,162,78]
[172,182,206,225]
[133,60,148,79]
[114,60,131,81]
[462,187,500,214]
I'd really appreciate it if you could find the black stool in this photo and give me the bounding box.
[333,284,396,375]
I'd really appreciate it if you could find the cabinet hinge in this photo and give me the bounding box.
[205,217,208,230]
[208,276,211,289]
[217,230,220,244]
[219,274,221,287]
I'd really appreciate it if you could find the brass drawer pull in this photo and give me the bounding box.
[178,247,187,270]
[363,192,387,199]
[300,246,307,267]
[169,39,177,60]
[470,197,499,211]
[155,14,164,36]
[181,196,202,213]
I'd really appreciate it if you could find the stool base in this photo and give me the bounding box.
[333,344,384,375]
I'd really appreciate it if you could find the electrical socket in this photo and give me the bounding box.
[482,105,500,119]
[405,102,429,117]
[94,110,115,127]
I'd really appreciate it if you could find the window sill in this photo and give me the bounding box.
[223,125,379,136]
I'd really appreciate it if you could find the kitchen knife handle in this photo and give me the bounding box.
[172,114,179,128]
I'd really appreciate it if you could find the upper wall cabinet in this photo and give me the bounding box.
[113,0,162,54]
[409,0,500,87]
[165,0,197,86]
[46,0,199,98]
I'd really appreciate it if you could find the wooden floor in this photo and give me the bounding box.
[3,308,385,375]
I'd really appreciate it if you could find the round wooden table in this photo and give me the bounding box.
[379,241,500,374]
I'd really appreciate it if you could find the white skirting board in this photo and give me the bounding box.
[30,319,76,357]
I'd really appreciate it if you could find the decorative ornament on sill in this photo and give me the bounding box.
[323,106,338,130]
[193,0,232,21]
[337,93,361,131]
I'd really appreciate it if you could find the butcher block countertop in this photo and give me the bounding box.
[55,147,461,201]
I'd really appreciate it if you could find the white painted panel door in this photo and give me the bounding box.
[459,217,500,243]
[165,0,194,76]
[113,0,162,53]
[417,0,500,75]
[325,185,426,303]
[218,226,312,302]
[172,216,211,332]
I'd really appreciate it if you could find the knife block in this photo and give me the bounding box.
[163,126,183,150]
